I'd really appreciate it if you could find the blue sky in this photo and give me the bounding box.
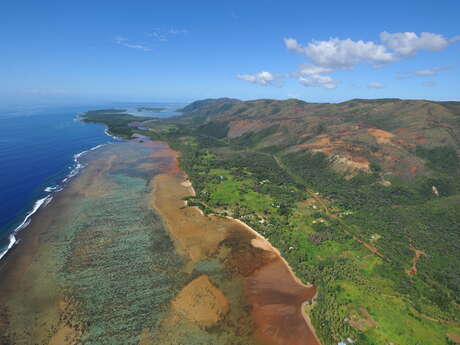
[1,0,459,104]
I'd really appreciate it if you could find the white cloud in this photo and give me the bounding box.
[124,43,151,51]
[115,36,151,51]
[235,65,338,89]
[148,28,188,42]
[285,32,456,70]
[418,66,450,76]
[299,74,338,89]
[284,38,303,53]
[422,81,436,87]
[240,31,456,91]
[115,36,128,44]
[150,31,168,42]
[235,71,277,86]
[380,32,449,56]
[284,37,395,69]
[398,66,451,78]
[169,28,188,35]
[296,64,338,89]
[298,64,332,75]
[415,69,436,76]
[368,82,385,89]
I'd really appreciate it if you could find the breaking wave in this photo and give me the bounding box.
[0,143,109,261]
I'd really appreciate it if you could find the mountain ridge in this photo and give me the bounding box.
[82,98,460,345]
[178,97,460,179]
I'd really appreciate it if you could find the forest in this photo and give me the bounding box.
[82,103,460,345]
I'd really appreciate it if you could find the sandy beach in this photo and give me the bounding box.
[0,139,321,345]
[151,141,321,345]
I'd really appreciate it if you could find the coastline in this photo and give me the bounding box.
[151,141,322,345]
[0,142,111,262]
[179,177,322,345]
[181,177,314,288]
[227,216,322,344]
[1,136,321,344]
[0,140,190,344]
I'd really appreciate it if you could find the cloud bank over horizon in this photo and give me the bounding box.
[236,31,458,90]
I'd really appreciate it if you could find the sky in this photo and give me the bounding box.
[0,0,459,105]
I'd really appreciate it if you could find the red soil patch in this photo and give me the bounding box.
[341,228,390,262]
[393,138,408,147]
[368,128,394,145]
[152,144,322,345]
[351,156,369,164]
[405,243,426,277]
[349,307,378,331]
[415,137,427,145]
[307,135,332,147]
[394,128,409,135]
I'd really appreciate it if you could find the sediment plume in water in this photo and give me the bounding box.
[0,139,320,345]
[151,142,321,345]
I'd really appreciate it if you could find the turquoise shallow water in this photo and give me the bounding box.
[0,140,261,345]
[0,103,184,259]
[0,142,189,344]
[52,144,188,344]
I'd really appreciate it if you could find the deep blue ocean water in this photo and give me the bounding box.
[0,102,184,259]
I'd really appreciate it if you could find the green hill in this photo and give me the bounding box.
[178,97,460,179]
[83,98,460,345]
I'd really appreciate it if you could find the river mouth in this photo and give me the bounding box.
[0,139,319,345]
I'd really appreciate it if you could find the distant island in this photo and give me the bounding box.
[82,97,460,345]
[136,106,166,112]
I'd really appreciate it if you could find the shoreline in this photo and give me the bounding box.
[227,215,321,343]
[153,144,322,345]
[0,139,187,344]
[0,136,322,344]
[0,142,111,262]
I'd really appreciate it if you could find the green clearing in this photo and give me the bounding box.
[174,142,459,345]
[82,108,460,345]
[175,145,459,345]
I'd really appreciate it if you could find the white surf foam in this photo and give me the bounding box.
[44,185,58,192]
[90,144,105,151]
[0,234,17,260]
[0,195,53,260]
[0,142,108,262]
[104,128,122,140]
[62,143,108,184]
[15,196,52,233]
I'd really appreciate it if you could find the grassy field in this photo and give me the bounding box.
[81,104,460,345]
[179,148,459,345]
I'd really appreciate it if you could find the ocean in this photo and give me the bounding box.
[0,102,184,260]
